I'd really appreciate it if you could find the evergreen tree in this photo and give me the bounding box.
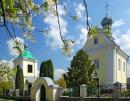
[15,67,24,95]
[63,49,96,96]
[40,59,54,101]
[40,59,54,80]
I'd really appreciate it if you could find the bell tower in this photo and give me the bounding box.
[13,37,38,94]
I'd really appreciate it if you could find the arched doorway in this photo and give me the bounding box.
[40,85,46,101]
[30,77,58,101]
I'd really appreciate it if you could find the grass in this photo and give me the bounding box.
[0,96,30,101]
[0,98,17,101]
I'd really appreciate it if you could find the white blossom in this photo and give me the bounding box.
[62,40,74,55]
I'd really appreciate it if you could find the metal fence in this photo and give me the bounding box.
[62,87,80,97]
[1,89,30,96]
[62,83,130,98]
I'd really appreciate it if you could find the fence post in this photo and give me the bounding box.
[9,89,13,96]
[80,84,87,98]
[16,89,19,96]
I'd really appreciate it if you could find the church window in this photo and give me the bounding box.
[118,59,121,71]
[94,59,99,69]
[123,62,125,72]
[94,38,98,44]
[28,64,33,73]
[17,65,20,68]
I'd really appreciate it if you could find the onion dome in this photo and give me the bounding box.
[101,17,113,27]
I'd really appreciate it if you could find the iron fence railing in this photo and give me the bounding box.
[62,83,130,98]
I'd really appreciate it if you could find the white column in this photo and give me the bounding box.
[113,49,117,83]
[34,61,38,77]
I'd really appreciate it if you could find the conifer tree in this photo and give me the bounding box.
[40,59,54,80]
[15,67,24,95]
[39,59,54,101]
[64,49,96,96]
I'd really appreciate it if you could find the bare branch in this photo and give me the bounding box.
[54,0,65,44]
[0,0,6,26]
[83,0,90,30]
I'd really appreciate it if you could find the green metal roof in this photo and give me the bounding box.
[18,50,35,60]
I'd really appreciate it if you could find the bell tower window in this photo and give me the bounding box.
[94,38,98,44]
[17,65,20,68]
[28,65,33,73]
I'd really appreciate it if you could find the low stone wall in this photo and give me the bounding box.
[59,96,130,101]
[0,96,30,101]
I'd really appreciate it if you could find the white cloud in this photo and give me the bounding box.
[74,3,91,49]
[44,5,67,50]
[0,59,14,69]
[112,19,125,27]
[114,29,130,55]
[75,3,91,22]
[75,3,85,19]
[80,27,88,44]
[54,68,66,80]
[75,27,88,47]
[83,16,91,21]
[113,30,121,39]
[6,37,24,57]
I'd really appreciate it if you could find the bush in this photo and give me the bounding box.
[121,90,130,97]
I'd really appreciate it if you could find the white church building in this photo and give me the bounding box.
[83,16,129,85]
[13,49,38,94]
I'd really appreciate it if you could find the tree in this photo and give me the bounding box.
[0,63,17,95]
[0,63,16,82]
[63,49,96,96]
[39,59,54,101]
[40,59,54,80]
[0,0,98,55]
[15,67,24,95]
[55,77,66,88]
[0,81,13,95]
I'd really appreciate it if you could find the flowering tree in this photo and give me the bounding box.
[0,63,17,94]
[0,63,16,82]
[0,0,98,55]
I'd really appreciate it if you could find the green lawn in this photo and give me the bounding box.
[0,98,17,101]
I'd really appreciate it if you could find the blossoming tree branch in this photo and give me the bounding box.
[0,0,99,55]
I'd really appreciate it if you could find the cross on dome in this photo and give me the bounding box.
[105,0,110,17]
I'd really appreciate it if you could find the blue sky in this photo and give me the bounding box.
[0,0,130,79]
